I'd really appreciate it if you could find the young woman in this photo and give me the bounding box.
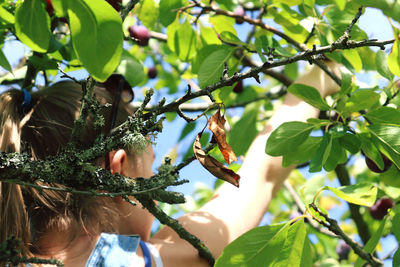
[0,62,340,267]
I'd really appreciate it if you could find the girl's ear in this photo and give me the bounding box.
[109,149,127,175]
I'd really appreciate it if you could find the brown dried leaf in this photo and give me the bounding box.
[208,110,237,164]
[193,133,240,187]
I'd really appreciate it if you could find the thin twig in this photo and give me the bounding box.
[284,181,337,238]
[120,0,140,21]
[334,6,364,46]
[69,77,95,144]
[304,23,316,45]
[310,204,383,266]
[130,87,286,112]
[135,195,215,266]
[58,64,82,84]
[235,49,293,86]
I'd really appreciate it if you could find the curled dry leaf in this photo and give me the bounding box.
[208,109,237,164]
[193,133,240,187]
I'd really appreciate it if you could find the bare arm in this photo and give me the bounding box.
[150,62,341,267]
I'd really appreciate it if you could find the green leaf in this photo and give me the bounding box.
[327,124,346,139]
[364,107,400,125]
[340,70,352,95]
[323,138,346,172]
[198,48,233,88]
[29,54,58,70]
[368,124,400,168]
[266,121,314,156]
[116,51,145,87]
[215,223,288,267]
[354,217,387,267]
[67,0,123,82]
[394,249,400,267]
[178,122,196,141]
[342,49,362,72]
[338,133,361,154]
[375,50,394,81]
[368,124,400,154]
[159,0,182,27]
[0,6,14,24]
[334,0,346,10]
[284,62,298,80]
[393,210,400,241]
[214,0,234,9]
[326,183,377,207]
[230,103,259,156]
[268,5,308,41]
[219,31,248,47]
[215,220,311,267]
[192,45,223,74]
[309,133,332,173]
[200,25,221,45]
[343,89,380,112]
[353,0,400,22]
[300,175,325,206]
[282,137,322,167]
[287,84,330,110]
[359,133,385,170]
[271,220,312,267]
[209,15,236,35]
[166,17,180,53]
[388,30,400,76]
[52,0,67,17]
[175,20,197,61]
[274,0,302,5]
[138,0,159,29]
[0,48,12,73]
[15,0,51,52]
[254,37,267,63]
[380,165,400,188]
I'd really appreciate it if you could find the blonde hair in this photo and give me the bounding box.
[0,82,131,263]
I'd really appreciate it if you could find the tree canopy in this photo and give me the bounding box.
[1,0,400,266]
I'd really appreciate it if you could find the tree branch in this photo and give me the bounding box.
[310,203,383,266]
[148,38,393,118]
[147,31,294,86]
[135,195,215,266]
[234,49,294,87]
[131,87,286,112]
[69,77,94,144]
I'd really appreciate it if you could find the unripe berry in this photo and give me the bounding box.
[148,66,157,79]
[364,153,392,173]
[233,80,243,94]
[369,197,394,220]
[129,25,150,47]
